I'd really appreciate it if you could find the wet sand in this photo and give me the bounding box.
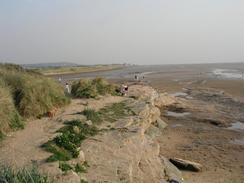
[146,67,244,183]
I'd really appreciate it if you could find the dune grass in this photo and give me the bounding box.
[0,63,70,138]
[0,64,70,118]
[71,78,119,99]
[0,79,24,140]
[0,165,52,183]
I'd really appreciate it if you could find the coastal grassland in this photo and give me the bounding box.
[35,64,123,76]
[71,78,119,98]
[0,64,70,118]
[42,120,98,162]
[0,165,52,183]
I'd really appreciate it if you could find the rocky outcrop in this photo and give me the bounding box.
[77,85,183,183]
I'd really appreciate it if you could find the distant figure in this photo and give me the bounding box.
[58,77,62,82]
[124,84,128,95]
[135,75,138,81]
[120,83,128,96]
[65,83,71,94]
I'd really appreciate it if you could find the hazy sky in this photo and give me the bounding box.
[0,0,244,65]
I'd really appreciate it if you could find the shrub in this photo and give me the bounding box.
[59,162,73,172]
[0,64,70,118]
[0,165,52,183]
[71,78,118,98]
[42,120,98,162]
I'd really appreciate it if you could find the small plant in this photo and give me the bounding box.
[74,162,88,173]
[59,162,73,172]
[80,179,88,183]
[0,165,52,183]
[42,120,98,162]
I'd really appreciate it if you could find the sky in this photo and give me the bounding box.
[0,0,244,65]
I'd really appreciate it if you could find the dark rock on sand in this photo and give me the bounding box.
[170,158,202,172]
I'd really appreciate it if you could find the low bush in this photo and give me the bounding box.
[0,165,52,183]
[71,78,119,98]
[42,120,98,162]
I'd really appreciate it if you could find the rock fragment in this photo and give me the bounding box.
[170,158,202,172]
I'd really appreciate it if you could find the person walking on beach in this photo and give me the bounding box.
[65,82,71,94]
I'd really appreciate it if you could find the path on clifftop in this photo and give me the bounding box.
[0,96,124,168]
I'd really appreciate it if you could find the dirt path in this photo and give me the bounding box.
[0,96,124,168]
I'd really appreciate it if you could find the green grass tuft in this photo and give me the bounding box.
[0,165,52,183]
[82,108,101,124]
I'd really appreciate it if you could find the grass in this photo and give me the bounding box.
[0,79,24,139]
[0,63,70,119]
[82,101,135,124]
[0,165,52,183]
[42,120,98,162]
[0,63,70,137]
[71,78,119,99]
[80,179,88,183]
[59,162,73,172]
[58,161,89,173]
[99,102,135,123]
[82,108,101,124]
[35,65,123,76]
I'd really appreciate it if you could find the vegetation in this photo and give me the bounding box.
[0,79,24,140]
[82,102,135,124]
[0,64,70,137]
[58,161,89,173]
[0,165,52,183]
[42,120,98,162]
[82,108,101,124]
[74,162,89,173]
[80,179,88,183]
[58,162,73,172]
[71,78,119,98]
[35,64,123,76]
